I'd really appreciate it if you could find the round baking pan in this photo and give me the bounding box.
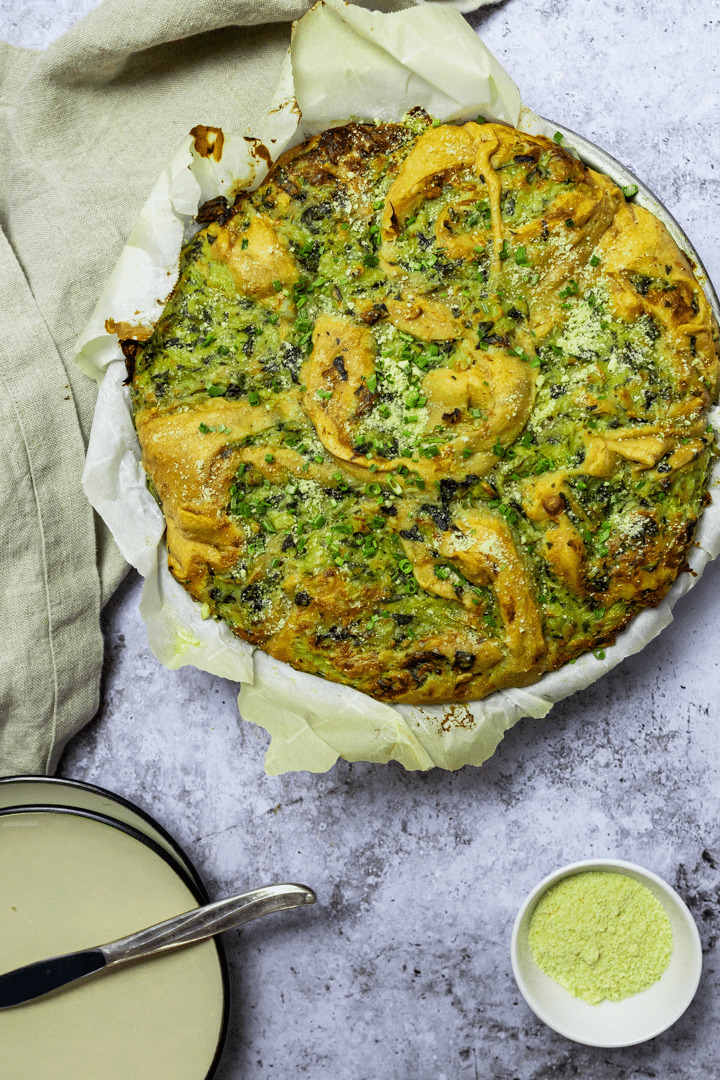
[0,775,202,892]
[0,805,229,1080]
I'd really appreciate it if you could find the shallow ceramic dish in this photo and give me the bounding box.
[0,805,229,1080]
[0,774,202,890]
[510,858,702,1047]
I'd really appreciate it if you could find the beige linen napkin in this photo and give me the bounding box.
[0,0,490,774]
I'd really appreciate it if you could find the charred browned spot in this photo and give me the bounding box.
[107,318,154,382]
[513,146,542,165]
[442,408,463,424]
[270,120,416,199]
[332,356,348,381]
[316,126,356,166]
[541,492,565,516]
[650,281,697,322]
[543,140,588,184]
[357,304,389,326]
[119,338,145,384]
[403,650,447,686]
[196,196,232,225]
[313,623,353,647]
[105,319,154,341]
[375,674,411,697]
[298,161,342,188]
[190,125,225,162]
[316,121,411,164]
[275,173,301,198]
[353,383,374,416]
[405,106,432,127]
[244,136,272,168]
[439,703,476,730]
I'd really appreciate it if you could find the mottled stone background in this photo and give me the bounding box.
[2,1,719,1076]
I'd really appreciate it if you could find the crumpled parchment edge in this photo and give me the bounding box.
[78,0,720,774]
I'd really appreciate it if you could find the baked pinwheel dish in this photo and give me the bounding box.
[127,112,719,706]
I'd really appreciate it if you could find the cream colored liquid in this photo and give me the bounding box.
[0,811,225,1080]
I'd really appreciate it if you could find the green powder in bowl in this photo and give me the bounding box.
[528,870,673,1004]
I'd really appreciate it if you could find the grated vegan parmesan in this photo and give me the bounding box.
[529,870,673,1004]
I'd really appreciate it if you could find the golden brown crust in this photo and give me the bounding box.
[131,117,719,704]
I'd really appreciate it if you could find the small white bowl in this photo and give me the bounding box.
[511,859,702,1047]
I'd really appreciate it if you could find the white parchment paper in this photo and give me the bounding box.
[78,0,720,773]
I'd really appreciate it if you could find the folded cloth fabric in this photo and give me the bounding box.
[0,0,492,774]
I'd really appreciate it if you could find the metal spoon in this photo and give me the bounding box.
[0,882,316,1009]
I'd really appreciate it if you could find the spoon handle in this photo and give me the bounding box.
[101,883,316,967]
